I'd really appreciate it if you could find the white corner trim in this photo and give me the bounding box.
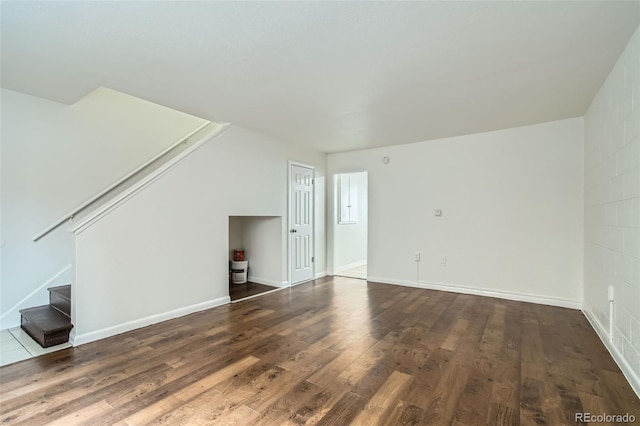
[315,271,328,279]
[71,296,230,346]
[583,306,640,399]
[72,122,231,235]
[0,264,72,322]
[366,276,582,310]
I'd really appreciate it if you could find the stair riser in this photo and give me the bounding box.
[20,285,73,349]
[21,318,71,348]
[50,293,71,317]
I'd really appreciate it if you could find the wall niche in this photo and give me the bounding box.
[228,216,283,287]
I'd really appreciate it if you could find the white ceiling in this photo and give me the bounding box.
[2,1,639,153]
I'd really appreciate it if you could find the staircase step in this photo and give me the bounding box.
[20,305,73,348]
[48,285,71,317]
[48,285,70,301]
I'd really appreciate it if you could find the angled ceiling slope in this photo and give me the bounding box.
[2,1,639,153]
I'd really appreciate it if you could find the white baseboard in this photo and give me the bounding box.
[248,276,282,288]
[335,260,367,273]
[583,306,640,399]
[315,271,327,279]
[71,296,230,346]
[366,276,582,310]
[367,276,417,288]
[291,278,315,286]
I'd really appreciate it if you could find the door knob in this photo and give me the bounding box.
[290,229,297,233]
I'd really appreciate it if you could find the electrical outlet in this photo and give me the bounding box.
[440,256,447,266]
[415,252,421,262]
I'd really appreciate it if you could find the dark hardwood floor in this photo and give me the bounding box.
[229,281,279,301]
[1,276,638,425]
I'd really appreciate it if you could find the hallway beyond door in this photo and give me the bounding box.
[336,263,367,280]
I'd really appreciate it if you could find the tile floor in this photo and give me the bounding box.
[0,327,71,367]
[336,263,367,280]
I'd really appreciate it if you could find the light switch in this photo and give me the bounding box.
[434,209,442,216]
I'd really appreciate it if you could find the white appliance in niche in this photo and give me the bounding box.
[231,260,248,284]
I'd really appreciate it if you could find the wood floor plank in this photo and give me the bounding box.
[421,363,470,425]
[149,387,259,426]
[520,314,546,380]
[210,404,261,426]
[0,344,153,398]
[19,364,182,425]
[487,403,519,426]
[440,318,469,351]
[278,345,340,381]
[351,370,412,425]
[520,377,551,425]
[281,381,350,425]
[121,355,259,425]
[46,400,114,426]
[312,334,378,380]
[254,380,321,425]
[315,391,367,426]
[335,338,389,385]
[244,367,301,414]
[402,347,455,410]
[451,367,493,425]
[0,278,637,425]
[577,392,614,426]
[385,400,425,426]
[0,374,96,422]
[484,351,521,413]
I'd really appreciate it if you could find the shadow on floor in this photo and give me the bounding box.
[229,281,279,301]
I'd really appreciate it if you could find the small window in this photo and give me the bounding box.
[338,175,358,224]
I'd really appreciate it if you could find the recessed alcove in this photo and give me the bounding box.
[228,216,283,300]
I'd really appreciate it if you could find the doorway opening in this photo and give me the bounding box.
[333,172,368,280]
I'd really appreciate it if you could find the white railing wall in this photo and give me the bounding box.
[32,121,213,242]
[72,122,229,234]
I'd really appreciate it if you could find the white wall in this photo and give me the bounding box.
[334,172,368,271]
[0,87,209,329]
[72,125,326,344]
[328,118,584,307]
[0,90,71,329]
[228,216,245,261]
[583,26,640,395]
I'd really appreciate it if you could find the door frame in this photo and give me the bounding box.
[288,161,315,286]
[331,171,368,279]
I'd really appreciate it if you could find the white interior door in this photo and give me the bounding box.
[289,163,314,285]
